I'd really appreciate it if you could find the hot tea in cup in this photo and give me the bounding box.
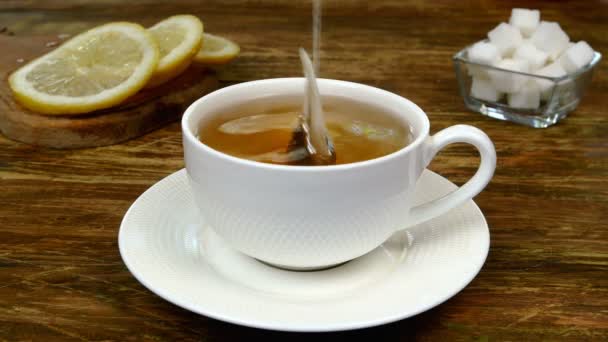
[182,78,496,270]
[198,96,413,166]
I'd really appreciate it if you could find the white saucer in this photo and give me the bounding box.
[119,169,489,332]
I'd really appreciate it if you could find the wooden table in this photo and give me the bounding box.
[1,1,606,340]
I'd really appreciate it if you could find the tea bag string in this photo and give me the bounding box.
[312,0,321,75]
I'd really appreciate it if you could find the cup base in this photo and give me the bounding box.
[256,259,350,272]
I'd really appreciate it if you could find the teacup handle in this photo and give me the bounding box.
[406,124,496,227]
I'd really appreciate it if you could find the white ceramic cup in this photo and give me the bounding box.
[182,78,496,270]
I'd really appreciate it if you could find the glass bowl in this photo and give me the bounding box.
[453,43,602,128]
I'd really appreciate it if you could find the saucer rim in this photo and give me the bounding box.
[118,168,489,332]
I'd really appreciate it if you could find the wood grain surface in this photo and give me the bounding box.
[1,1,607,340]
[0,35,218,149]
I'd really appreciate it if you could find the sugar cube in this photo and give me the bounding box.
[556,42,575,68]
[467,41,501,77]
[530,21,570,60]
[471,77,502,102]
[559,41,595,73]
[514,43,548,71]
[489,58,530,93]
[535,62,567,100]
[468,41,500,65]
[508,81,540,109]
[488,23,523,57]
[509,8,540,37]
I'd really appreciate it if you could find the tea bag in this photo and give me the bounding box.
[288,48,335,165]
[216,49,335,166]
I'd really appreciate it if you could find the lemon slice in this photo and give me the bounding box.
[194,33,240,65]
[9,22,159,115]
[146,15,203,87]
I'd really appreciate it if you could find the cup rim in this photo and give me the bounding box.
[182,78,430,172]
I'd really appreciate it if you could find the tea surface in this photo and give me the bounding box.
[199,99,411,166]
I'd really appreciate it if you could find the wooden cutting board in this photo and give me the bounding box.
[0,34,218,149]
